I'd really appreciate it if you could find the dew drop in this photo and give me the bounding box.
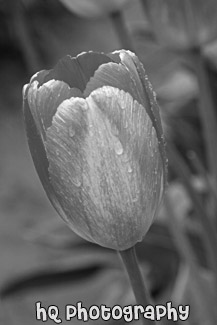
[120,101,125,110]
[127,165,133,173]
[130,76,137,88]
[72,177,82,187]
[148,81,153,91]
[132,189,139,203]
[69,126,75,138]
[160,172,164,198]
[114,139,123,155]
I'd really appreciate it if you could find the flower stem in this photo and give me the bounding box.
[119,246,156,325]
[110,11,134,51]
[190,48,217,187]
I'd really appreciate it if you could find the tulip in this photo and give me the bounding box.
[59,0,130,18]
[23,50,167,250]
[142,0,217,50]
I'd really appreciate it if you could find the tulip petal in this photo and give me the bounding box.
[45,87,163,250]
[129,53,167,182]
[84,62,144,105]
[118,51,159,130]
[109,51,149,110]
[45,97,96,242]
[43,52,112,92]
[119,51,145,99]
[27,80,81,139]
[23,97,66,221]
[88,87,164,227]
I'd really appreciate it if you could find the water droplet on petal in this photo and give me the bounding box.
[69,126,75,138]
[160,172,165,198]
[72,177,81,187]
[120,101,125,110]
[127,165,133,173]
[114,139,123,155]
[132,189,139,203]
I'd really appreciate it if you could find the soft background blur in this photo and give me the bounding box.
[1,0,217,324]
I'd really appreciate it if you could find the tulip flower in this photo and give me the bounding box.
[142,0,217,50]
[59,0,130,18]
[23,50,167,250]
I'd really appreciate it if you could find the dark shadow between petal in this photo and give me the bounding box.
[43,52,113,92]
[106,51,122,63]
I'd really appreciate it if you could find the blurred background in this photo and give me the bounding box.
[1,0,217,324]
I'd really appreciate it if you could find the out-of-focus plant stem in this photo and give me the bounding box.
[168,143,217,283]
[119,246,157,325]
[189,48,217,188]
[12,0,41,74]
[165,195,217,323]
[110,11,134,51]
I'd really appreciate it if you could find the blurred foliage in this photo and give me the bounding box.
[58,0,130,18]
[0,0,217,324]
